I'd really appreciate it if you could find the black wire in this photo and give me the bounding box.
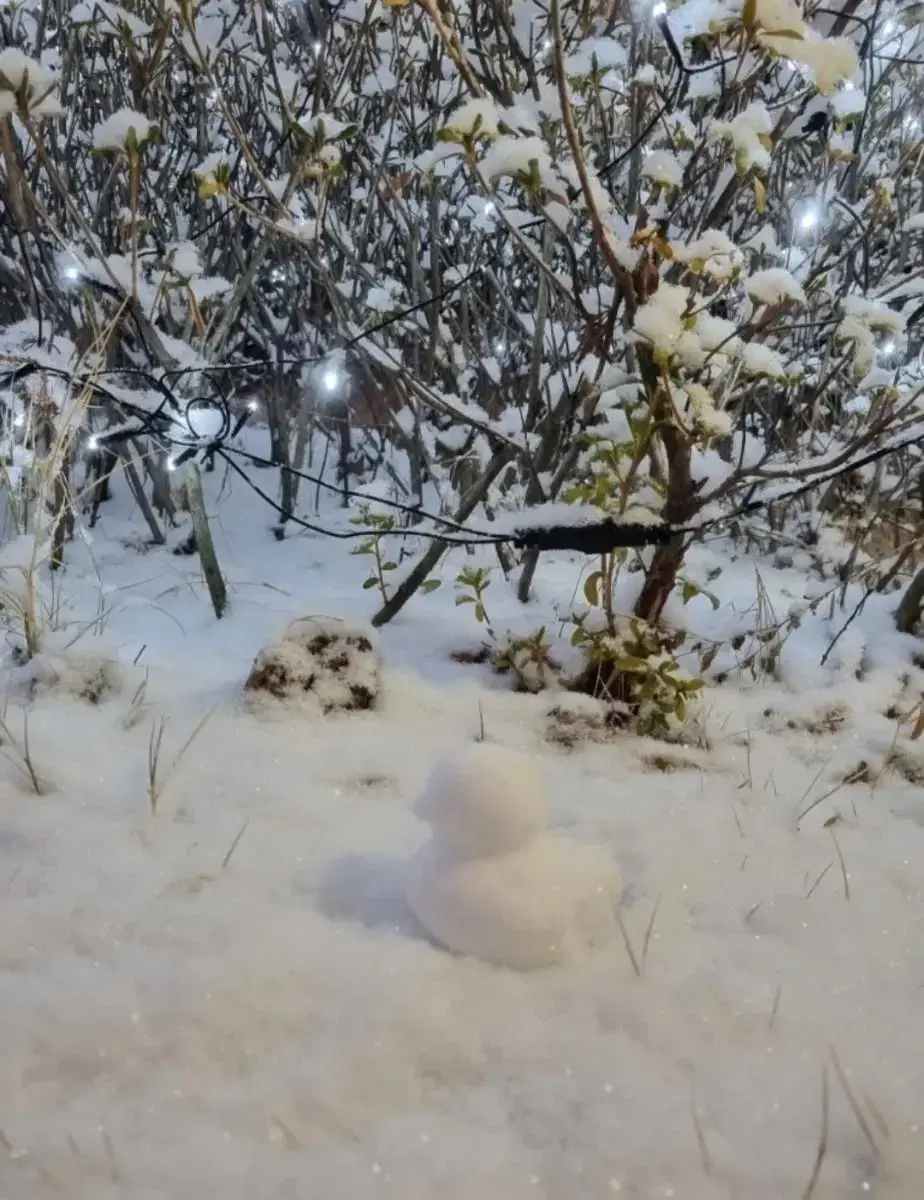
[215,447,507,546]
[4,355,924,559]
[219,442,500,536]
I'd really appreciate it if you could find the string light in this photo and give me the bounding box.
[3,352,923,563]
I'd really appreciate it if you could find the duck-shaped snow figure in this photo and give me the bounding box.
[405,742,622,970]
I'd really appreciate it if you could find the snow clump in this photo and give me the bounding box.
[93,108,154,151]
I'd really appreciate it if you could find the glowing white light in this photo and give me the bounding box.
[61,263,81,283]
[313,41,323,54]
[542,38,552,51]
[247,399,259,412]
[13,413,25,429]
[495,340,506,355]
[906,116,921,134]
[881,19,895,37]
[88,435,99,451]
[167,455,177,472]
[882,339,897,355]
[322,368,340,393]
[484,201,496,216]
[651,1,667,15]
[799,208,819,232]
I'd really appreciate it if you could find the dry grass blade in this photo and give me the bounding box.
[641,894,661,966]
[829,1046,881,1162]
[796,772,849,828]
[864,1092,890,1141]
[101,1130,121,1182]
[805,861,834,899]
[221,818,250,869]
[829,829,850,900]
[801,1066,829,1200]
[769,984,782,1028]
[148,704,217,814]
[269,1113,302,1149]
[0,712,47,794]
[148,715,168,814]
[614,909,641,977]
[690,1086,714,1177]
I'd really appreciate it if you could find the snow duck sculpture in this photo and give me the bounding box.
[405,742,622,970]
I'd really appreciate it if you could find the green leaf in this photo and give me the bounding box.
[455,594,475,606]
[612,656,649,673]
[474,602,487,623]
[420,579,441,594]
[381,561,398,572]
[584,570,602,607]
[362,577,378,590]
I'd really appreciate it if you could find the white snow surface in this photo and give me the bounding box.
[3,448,924,1198]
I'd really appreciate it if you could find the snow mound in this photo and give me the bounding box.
[6,636,126,705]
[406,743,621,970]
[244,615,380,714]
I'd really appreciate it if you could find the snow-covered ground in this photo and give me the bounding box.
[3,458,924,1199]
